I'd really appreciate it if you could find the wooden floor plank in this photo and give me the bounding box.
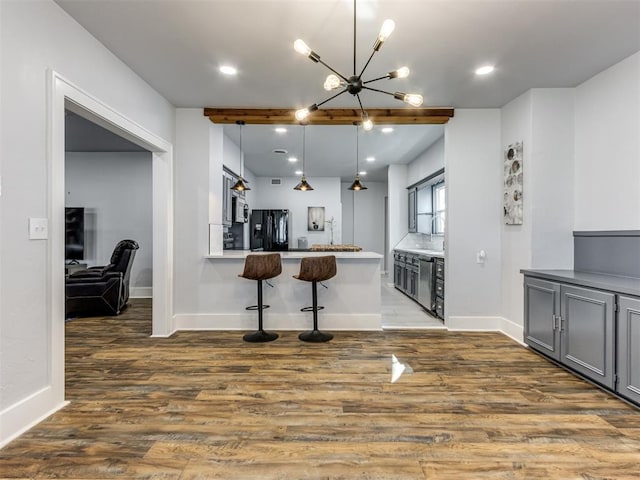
[1,299,639,479]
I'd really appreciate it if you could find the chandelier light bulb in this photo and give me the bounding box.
[362,118,373,131]
[294,39,312,57]
[324,74,341,91]
[404,93,423,107]
[378,19,395,42]
[395,92,423,107]
[295,108,309,121]
[396,66,410,78]
[294,104,318,122]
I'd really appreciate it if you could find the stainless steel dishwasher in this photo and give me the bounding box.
[418,256,435,310]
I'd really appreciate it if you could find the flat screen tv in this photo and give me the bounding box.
[65,207,85,262]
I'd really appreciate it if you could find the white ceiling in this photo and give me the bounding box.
[54,0,640,180]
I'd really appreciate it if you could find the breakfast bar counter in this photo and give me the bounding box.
[173,251,383,332]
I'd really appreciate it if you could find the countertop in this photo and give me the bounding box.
[521,269,640,297]
[394,247,445,258]
[205,250,383,260]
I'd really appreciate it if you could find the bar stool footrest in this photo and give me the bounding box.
[246,304,270,311]
[299,330,333,343]
[243,330,279,343]
[300,305,324,312]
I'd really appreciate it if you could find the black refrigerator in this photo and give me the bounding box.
[250,209,289,251]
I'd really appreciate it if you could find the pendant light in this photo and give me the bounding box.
[230,120,251,191]
[294,125,314,191]
[348,125,367,191]
[294,0,423,128]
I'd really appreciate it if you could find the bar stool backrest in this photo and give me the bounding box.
[239,253,282,281]
[294,255,337,282]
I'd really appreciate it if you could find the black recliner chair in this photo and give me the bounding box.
[65,239,139,318]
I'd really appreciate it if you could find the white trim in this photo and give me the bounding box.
[0,387,68,448]
[130,287,153,298]
[10,70,176,446]
[174,313,383,331]
[446,315,524,345]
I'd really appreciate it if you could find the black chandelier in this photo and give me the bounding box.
[294,0,423,129]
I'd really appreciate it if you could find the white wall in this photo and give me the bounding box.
[407,136,445,186]
[65,152,153,296]
[445,109,502,321]
[251,177,342,247]
[529,88,574,269]
[177,109,221,311]
[341,181,387,255]
[501,92,534,329]
[574,51,640,230]
[0,0,174,443]
[500,88,575,329]
[387,164,408,274]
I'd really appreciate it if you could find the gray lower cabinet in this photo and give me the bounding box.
[524,277,561,360]
[618,295,640,404]
[524,277,615,390]
[560,284,615,389]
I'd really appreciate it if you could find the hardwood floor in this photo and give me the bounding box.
[2,298,639,479]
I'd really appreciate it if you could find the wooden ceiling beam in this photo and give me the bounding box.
[203,107,454,125]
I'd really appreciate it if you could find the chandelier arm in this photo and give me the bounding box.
[363,74,391,85]
[317,58,349,82]
[358,48,378,79]
[362,85,395,97]
[356,94,366,115]
[316,88,349,108]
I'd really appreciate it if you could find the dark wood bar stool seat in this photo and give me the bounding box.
[238,253,282,342]
[293,255,337,342]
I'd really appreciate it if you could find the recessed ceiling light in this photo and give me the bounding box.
[366,156,375,163]
[359,171,367,176]
[288,157,298,163]
[475,65,494,76]
[219,65,237,75]
[381,127,394,133]
[294,170,303,175]
[275,127,287,133]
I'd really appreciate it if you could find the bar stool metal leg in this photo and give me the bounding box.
[299,281,334,343]
[243,279,279,343]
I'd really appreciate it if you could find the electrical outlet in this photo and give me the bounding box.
[29,218,49,240]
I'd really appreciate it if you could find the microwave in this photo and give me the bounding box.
[232,196,248,223]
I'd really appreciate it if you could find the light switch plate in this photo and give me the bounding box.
[29,218,49,240]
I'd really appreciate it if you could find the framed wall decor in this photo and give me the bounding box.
[504,141,523,225]
[307,206,325,231]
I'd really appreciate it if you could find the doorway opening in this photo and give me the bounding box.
[49,72,174,407]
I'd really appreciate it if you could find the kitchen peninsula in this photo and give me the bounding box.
[176,250,384,331]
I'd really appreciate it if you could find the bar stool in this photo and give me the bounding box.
[238,253,282,342]
[293,255,337,342]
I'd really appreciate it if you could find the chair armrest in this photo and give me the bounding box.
[68,264,115,278]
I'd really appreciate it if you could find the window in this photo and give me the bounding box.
[432,182,445,234]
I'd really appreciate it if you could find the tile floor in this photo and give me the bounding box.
[381,275,445,330]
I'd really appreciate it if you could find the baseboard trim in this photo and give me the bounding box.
[0,386,68,448]
[130,287,152,298]
[173,313,382,331]
[446,315,524,345]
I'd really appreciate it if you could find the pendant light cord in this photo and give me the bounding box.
[237,120,245,177]
[302,125,306,175]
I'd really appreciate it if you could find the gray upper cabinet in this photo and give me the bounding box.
[618,295,640,404]
[524,277,561,360]
[560,284,615,389]
[408,189,416,233]
[524,276,617,392]
[222,173,234,226]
